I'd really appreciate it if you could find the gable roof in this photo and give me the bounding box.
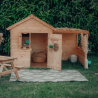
[6,14,56,31]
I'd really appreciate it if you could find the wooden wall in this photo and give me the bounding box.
[10,18,52,68]
[31,33,47,54]
[10,30,30,68]
[11,19,52,34]
[61,33,77,60]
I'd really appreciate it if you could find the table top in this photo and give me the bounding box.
[0,56,17,61]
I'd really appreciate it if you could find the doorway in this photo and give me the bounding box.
[30,33,48,68]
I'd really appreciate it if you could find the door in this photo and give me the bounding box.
[47,34,62,71]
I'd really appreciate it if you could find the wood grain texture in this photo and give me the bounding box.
[53,28,89,34]
[77,47,88,69]
[31,33,47,54]
[9,19,53,34]
[0,64,4,73]
[62,33,77,60]
[11,62,20,80]
[47,34,62,71]
[0,69,17,76]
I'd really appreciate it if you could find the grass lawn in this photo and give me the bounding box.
[0,55,98,98]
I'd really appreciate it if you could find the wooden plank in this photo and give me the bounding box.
[11,54,30,58]
[11,45,19,49]
[17,62,30,68]
[10,31,12,56]
[19,36,22,49]
[0,64,4,73]
[15,65,24,68]
[0,60,14,64]
[17,58,30,62]
[78,56,84,66]
[3,64,11,67]
[3,66,8,71]
[77,53,85,60]
[9,18,53,34]
[77,33,78,47]
[0,69,17,76]
[11,36,18,40]
[53,29,89,34]
[47,34,62,71]
[17,27,52,33]
[11,32,19,37]
[11,62,20,80]
[0,56,16,59]
[0,57,16,61]
[29,33,31,48]
[11,42,18,45]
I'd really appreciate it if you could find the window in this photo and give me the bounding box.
[19,33,30,49]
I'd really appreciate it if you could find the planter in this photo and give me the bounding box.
[70,54,77,63]
[88,61,91,65]
[23,44,27,49]
[23,46,26,49]
[25,40,29,44]
[49,48,53,51]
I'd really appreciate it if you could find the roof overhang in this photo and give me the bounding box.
[53,28,89,35]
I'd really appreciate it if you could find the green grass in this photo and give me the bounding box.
[0,55,98,98]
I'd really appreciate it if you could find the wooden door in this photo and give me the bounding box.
[47,34,62,71]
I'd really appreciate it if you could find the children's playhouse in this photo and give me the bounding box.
[6,14,89,71]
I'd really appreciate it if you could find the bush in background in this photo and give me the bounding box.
[0,0,98,55]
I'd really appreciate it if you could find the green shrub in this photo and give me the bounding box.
[48,44,53,48]
[0,0,98,55]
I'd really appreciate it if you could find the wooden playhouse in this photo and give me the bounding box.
[6,14,89,71]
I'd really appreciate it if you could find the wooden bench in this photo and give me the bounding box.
[0,56,24,80]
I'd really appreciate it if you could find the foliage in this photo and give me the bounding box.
[48,44,53,48]
[0,0,98,55]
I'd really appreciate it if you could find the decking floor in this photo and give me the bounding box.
[31,62,47,68]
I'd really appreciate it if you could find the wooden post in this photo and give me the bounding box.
[0,64,4,73]
[84,58,88,69]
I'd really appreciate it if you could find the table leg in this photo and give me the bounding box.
[10,62,20,80]
[3,66,8,71]
[0,64,4,73]
[0,64,4,77]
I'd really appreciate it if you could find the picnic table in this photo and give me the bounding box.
[0,56,23,80]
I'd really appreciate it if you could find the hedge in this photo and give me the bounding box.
[0,0,98,55]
